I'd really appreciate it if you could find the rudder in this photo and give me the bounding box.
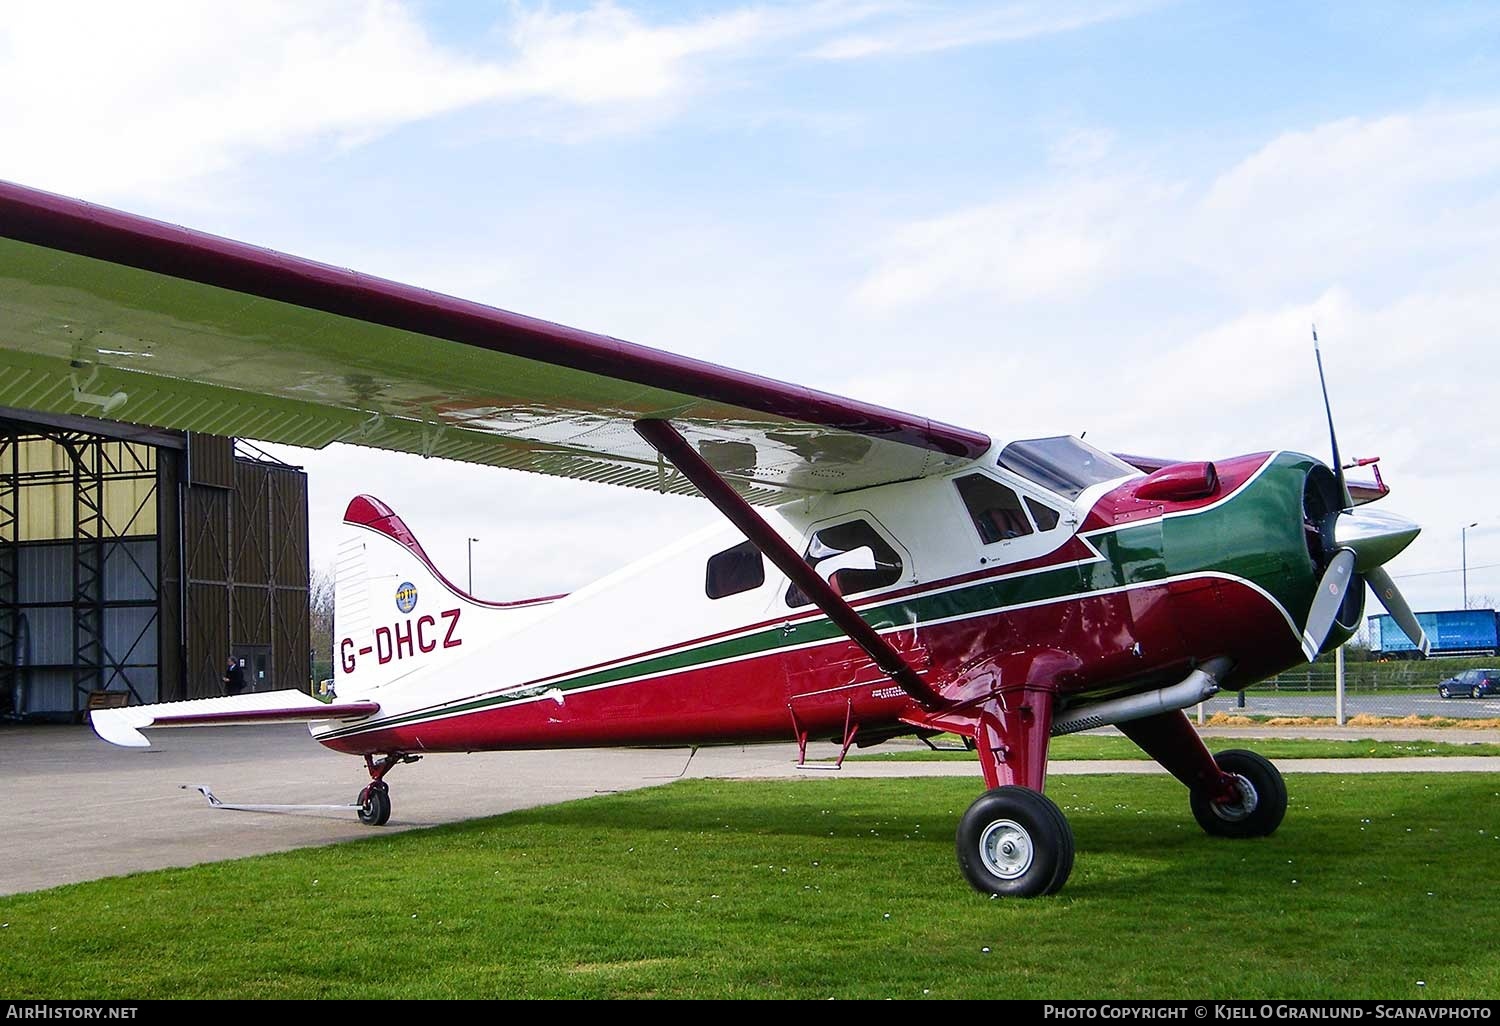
[331,496,562,697]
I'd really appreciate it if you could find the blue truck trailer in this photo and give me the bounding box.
[1369,609,1500,657]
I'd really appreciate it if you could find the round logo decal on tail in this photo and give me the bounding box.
[395,582,418,613]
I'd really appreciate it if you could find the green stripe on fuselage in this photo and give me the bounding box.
[319,453,1317,740]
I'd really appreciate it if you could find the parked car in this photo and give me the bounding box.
[1437,669,1499,699]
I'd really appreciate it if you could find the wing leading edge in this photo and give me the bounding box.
[0,182,989,503]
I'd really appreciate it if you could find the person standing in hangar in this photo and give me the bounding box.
[222,657,247,696]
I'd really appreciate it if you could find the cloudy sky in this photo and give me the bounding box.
[4,0,1498,618]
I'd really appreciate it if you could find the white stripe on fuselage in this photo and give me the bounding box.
[317,452,1297,740]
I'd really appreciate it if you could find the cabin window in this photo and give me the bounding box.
[785,519,903,608]
[956,474,1033,544]
[1025,496,1061,532]
[705,541,765,599]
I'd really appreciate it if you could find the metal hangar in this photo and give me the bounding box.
[0,408,310,720]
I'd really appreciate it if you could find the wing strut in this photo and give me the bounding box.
[634,419,943,708]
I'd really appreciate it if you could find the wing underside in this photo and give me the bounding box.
[0,183,990,504]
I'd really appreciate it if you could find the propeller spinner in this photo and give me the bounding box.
[1301,330,1430,660]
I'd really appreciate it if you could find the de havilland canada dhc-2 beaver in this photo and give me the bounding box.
[0,181,1430,897]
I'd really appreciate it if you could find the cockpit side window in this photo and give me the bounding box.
[705,541,765,600]
[956,474,1033,544]
[785,519,903,608]
[1025,496,1061,532]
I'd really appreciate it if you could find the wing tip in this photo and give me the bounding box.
[89,709,152,748]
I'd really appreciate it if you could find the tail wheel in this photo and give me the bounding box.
[1191,749,1286,839]
[358,782,392,826]
[956,786,1074,898]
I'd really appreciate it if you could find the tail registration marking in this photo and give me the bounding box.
[340,608,462,672]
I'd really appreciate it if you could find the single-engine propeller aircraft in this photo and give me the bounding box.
[0,181,1429,897]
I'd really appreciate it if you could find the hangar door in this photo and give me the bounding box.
[0,430,160,717]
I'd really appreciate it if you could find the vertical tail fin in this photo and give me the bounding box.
[331,496,564,697]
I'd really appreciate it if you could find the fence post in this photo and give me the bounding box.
[1335,645,1346,726]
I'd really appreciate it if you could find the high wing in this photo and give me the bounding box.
[0,182,989,504]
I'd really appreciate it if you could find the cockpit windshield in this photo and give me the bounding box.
[996,436,1138,500]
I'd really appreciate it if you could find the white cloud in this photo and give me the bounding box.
[499,3,767,105]
[0,1,775,199]
[3,2,488,197]
[806,1,1159,59]
[1192,108,1500,291]
[856,104,1500,310]
[0,0,1162,203]
[854,179,1175,308]
[1047,127,1117,170]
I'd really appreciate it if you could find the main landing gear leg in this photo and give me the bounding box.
[928,689,1074,898]
[1118,710,1287,838]
[358,752,421,827]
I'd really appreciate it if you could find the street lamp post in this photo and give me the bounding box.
[1463,522,1479,609]
[468,537,480,595]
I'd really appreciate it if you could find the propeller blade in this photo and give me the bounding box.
[1365,565,1431,656]
[1313,328,1354,509]
[1301,547,1357,661]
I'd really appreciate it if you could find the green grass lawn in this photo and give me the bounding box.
[842,735,1500,762]
[2,774,1497,999]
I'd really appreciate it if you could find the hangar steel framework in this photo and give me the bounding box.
[0,411,309,720]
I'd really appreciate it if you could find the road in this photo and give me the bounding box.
[1199,690,1500,719]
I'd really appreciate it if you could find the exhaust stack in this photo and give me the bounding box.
[1051,658,1233,737]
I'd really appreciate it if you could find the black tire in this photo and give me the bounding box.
[358,782,392,826]
[1472,686,1482,699]
[1191,749,1286,839]
[956,786,1074,898]
[1439,685,1451,699]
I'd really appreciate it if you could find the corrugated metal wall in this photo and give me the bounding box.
[0,421,309,718]
[176,436,309,700]
[181,433,231,700]
[271,467,310,692]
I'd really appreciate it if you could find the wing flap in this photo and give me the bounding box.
[89,690,380,749]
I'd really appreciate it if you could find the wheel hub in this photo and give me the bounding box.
[1210,772,1260,822]
[978,818,1034,880]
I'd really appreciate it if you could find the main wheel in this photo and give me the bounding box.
[1191,749,1286,839]
[358,782,392,826]
[956,786,1074,898]
[1439,685,1451,699]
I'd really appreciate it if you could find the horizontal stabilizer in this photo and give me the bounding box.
[89,690,380,749]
